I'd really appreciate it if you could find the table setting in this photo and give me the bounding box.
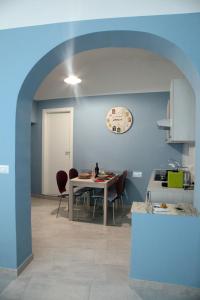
[69,167,118,225]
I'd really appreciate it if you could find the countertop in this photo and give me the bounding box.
[131,201,199,217]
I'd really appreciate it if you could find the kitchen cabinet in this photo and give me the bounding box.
[167,78,195,143]
[157,78,195,143]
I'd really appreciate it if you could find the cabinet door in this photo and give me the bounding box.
[169,79,195,143]
[166,100,171,141]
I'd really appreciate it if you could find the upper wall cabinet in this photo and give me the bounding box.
[158,79,195,143]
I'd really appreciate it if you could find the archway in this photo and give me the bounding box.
[16,30,200,268]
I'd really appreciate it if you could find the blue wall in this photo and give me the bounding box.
[130,212,200,287]
[31,92,183,202]
[31,101,38,124]
[0,13,200,271]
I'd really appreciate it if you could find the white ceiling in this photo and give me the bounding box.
[0,0,200,30]
[34,48,184,101]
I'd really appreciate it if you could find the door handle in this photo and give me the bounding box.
[65,151,70,156]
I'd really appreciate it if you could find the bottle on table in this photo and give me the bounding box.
[95,162,99,178]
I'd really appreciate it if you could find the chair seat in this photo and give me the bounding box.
[73,187,87,196]
[82,187,93,192]
[59,193,69,198]
[107,191,118,203]
[91,190,117,203]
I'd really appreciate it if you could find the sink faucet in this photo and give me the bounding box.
[168,159,181,170]
[146,191,153,213]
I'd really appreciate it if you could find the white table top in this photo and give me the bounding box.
[70,176,118,188]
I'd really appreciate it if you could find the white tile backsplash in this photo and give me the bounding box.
[182,143,195,181]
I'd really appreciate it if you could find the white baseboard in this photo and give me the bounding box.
[0,254,33,276]
[17,254,33,275]
[128,278,200,290]
[32,193,58,200]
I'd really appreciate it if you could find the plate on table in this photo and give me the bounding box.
[78,173,91,179]
[105,171,115,176]
[153,203,169,213]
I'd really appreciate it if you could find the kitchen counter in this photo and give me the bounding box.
[130,201,200,288]
[146,170,193,204]
[131,201,199,217]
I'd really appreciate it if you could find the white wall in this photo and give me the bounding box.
[0,0,200,30]
[182,143,195,180]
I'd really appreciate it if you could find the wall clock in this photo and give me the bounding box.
[106,106,133,134]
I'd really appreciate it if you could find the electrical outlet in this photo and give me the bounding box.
[132,171,142,178]
[0,165,9,174]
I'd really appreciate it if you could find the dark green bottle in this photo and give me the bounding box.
[95,162,99,178]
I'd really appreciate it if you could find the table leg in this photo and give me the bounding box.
[103,186,108,226]
[69,181,73,221]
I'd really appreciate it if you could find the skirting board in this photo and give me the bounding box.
[128,279,200,294]
[0,254,33,277]
[32,193,59,200]
[17,254,33,275]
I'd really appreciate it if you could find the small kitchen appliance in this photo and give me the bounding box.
[183,170,191,187]
[167,170,184,188]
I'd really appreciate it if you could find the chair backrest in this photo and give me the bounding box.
[122,170,128,192]
[56,170,68,194]
[115,170,128,196]
[115,174,124,196]
[69,168,78,179]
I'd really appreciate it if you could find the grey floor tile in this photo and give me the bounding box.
[130,280,200,300]
[89,283,141,300]
[103,264,129,284]
[52,247,95,265]
[0,271,17,296]
[0,276,31,300]
[51,262,106,284]
[22,275,90,300]
[1,198,199,300]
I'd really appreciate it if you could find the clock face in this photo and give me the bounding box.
[106,107,133,134]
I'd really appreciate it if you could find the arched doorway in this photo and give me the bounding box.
[16,30,200,269]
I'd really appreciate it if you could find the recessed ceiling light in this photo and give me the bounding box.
[64,75,82,85]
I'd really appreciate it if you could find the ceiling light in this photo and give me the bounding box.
[64,75,82,85]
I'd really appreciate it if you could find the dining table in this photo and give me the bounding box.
[69,174,118,225]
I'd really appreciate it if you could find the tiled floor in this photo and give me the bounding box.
[0,197,200,300]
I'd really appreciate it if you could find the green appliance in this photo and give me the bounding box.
[168,170,184,188]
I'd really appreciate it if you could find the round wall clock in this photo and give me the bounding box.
[106,107,133,134]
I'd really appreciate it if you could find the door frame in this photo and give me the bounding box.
[42,107,74,194]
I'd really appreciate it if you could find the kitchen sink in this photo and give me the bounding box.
[154,170,168,181]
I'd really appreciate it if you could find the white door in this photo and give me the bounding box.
[42,108,73,195]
